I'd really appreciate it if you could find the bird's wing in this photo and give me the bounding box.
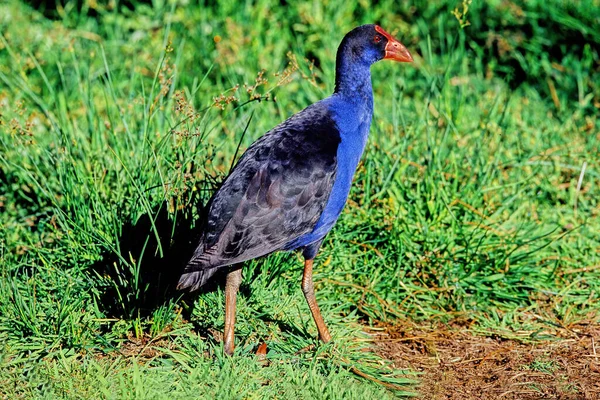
[178,104,340,289]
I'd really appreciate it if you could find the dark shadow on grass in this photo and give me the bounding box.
[91,194,231,322]
[90,197,295,332]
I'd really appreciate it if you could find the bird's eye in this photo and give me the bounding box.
[374,35,382,43]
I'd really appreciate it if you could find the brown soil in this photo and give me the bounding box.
[372,321,600,400]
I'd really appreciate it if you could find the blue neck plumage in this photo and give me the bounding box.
[334,57,374,112]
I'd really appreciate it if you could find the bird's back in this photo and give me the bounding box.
[177,101,341,291]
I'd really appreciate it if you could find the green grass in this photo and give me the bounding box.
[1,0,599,397]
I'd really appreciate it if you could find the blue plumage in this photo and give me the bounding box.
[283,92,373,252]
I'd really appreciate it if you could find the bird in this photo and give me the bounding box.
[177,24,413,355]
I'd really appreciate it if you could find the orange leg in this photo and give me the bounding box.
[301,259,331,342]
[224,268,243,356]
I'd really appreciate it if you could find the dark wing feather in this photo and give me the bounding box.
[177,103,340,291]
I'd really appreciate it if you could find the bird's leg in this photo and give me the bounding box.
[224,267,243,356]
[301,259,331,342]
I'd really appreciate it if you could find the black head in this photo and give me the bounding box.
[337,24,413,67]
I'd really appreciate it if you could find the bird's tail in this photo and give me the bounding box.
[176,267,220,292]
[177,233,218,291]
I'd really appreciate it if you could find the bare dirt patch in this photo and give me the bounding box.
[372,321,600,399]
[117,332,179,359]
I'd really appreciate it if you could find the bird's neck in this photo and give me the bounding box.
[334,57,374,108]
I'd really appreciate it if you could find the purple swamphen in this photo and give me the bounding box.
[177,24,413,355]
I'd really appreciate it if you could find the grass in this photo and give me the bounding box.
[0,0,599,397]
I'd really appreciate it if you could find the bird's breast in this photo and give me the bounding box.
[292,103,372,246]
[280,96,373,252]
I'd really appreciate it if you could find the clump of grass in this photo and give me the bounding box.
[525,359,560,374]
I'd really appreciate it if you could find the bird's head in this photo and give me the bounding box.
[338,24,413,67]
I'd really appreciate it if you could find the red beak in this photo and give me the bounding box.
[375,25,413,63]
